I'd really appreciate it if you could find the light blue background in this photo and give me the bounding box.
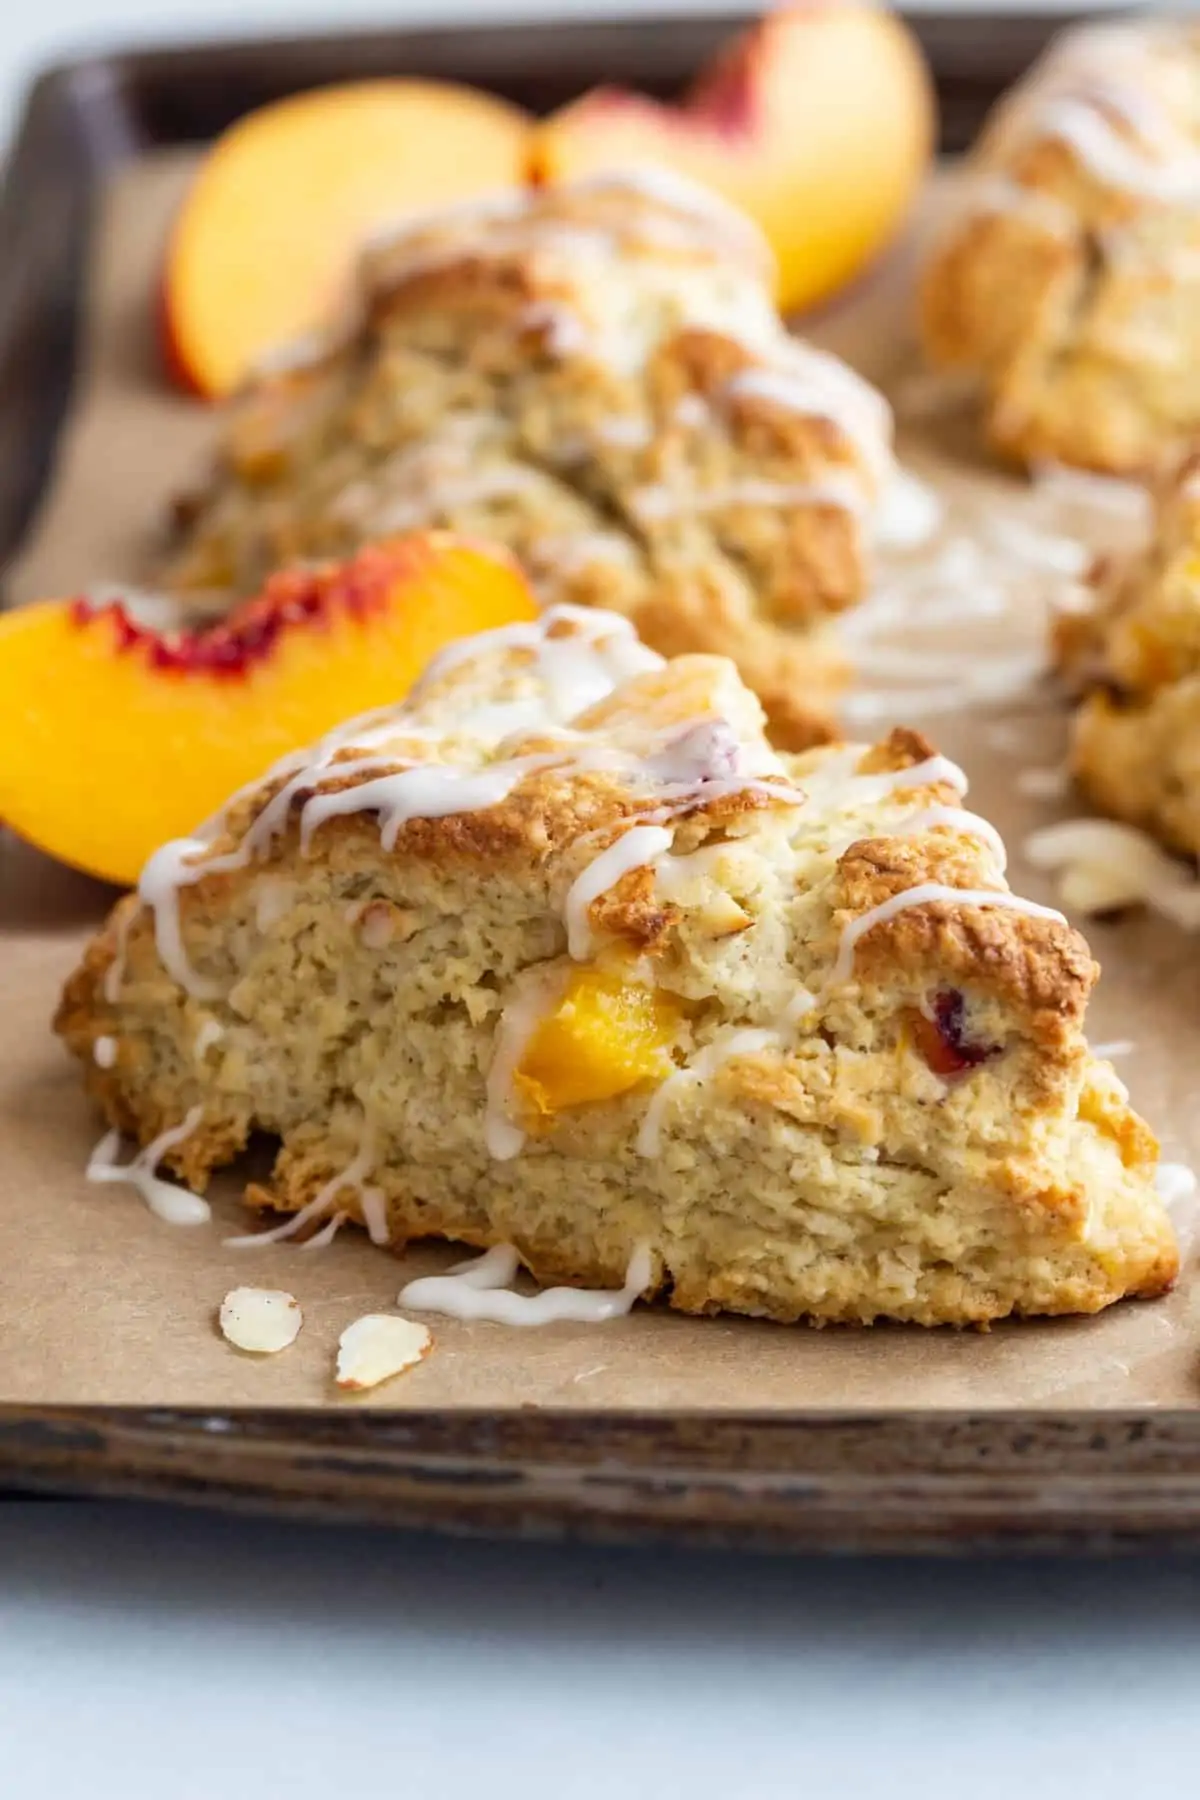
[4,1500,1200,1798]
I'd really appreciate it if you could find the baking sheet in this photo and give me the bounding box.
[3,153,1200,1409]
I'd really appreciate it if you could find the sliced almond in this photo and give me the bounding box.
[335,1314,432,1391]
[218,1286,302,1354]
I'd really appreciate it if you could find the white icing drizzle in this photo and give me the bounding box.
[224,1131,377,1249]
[298,1211,347,1251]
[416,604,663,719]
[1156,1162,1199,1260]
[724,351,893,485]
[637,1029,780,1158]
[799,750,968,812]
[485,970,567,1162]
[564,166,773,266]
[1037,93,1200,200]
[398,1241,653,1327]
[193,1020,224,1057]
[103,910,133,1004]
[528,530,639,578]
[86,1106,210,1227]
[93,1035,117,1069]
[565,825,673,960]
[296,754,559,856]
[873,469,944,551]
[974,22,1200,208]
[825,884,1066,993]
[894,805,1008,872]
[956,173,1079,240]
[1031,460,1152,524]
[132,608,667,996]
[138,839,245,1000]
[984,515,1089,578]
[358,1185,391,1247]
[630,474,867,523]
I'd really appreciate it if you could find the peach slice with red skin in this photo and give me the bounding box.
[0,536,537,886]
[163,79,532,398]
[531,1,934,317]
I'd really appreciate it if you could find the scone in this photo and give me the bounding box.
[1055,452,1200,855]
[56,596,1175,1327]
[921,20,1200,474]
[161,170,894,749]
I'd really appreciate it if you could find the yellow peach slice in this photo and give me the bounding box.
[163,79,532,398]
[531,2,934,317]
[0,536,537,886]
[516,970,682,1114]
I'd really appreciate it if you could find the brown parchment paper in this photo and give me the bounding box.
[4,154,1200,1410]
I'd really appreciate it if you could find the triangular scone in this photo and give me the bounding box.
[920,20,1200,474]
[159,171,893,749]
[57,605,1176,1326]
[1055,454,1200,856]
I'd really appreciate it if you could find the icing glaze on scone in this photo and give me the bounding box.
[921,20,1200,473]
[58,605,1176,1326]
[161,171,895,749]
[1055,452,1200,858]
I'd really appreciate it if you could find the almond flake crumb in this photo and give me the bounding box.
[218,1287,302,1355]
[335,1314,432,1391]
[1025,819,1200,927]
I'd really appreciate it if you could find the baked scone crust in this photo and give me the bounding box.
[57,607,1175,1327]
[1056,452,1200,853]
[921,21,1200,474]
[161,172,893,750]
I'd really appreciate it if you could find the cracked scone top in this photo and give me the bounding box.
[57,604,1176,1327]
[1055,453,1200,855]
[161,169,893,749]
[921,20,1200,474]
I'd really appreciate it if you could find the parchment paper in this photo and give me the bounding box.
[4,154,1200,1409]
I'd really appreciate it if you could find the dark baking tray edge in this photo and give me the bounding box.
[5,9,1188,1554]
[6,1405,1200,1554]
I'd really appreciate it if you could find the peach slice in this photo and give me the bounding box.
[531,2,934,317]
[163,79,532,399]
[0,536,537,886]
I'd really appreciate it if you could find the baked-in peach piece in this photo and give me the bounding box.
[163,79,532,398]
[515,970,683,1115]
[0,536,536,885]
[531,2,933,316]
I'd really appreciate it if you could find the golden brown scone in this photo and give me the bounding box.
[160,170,894,750]
[921,21,1200,475]
[1055,452,1200,854]
[57,604,1175,1327]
